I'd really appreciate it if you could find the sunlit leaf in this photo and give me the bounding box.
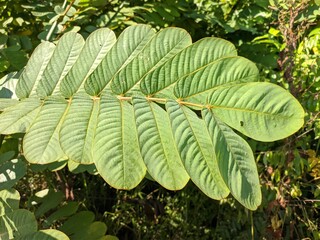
[202,109,261,210]
[93,95,146,189]
[207,82,305,141]
[166,101,229,199]
[133,97,189,190]
[23,97,68,164]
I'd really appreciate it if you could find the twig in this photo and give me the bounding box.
[46,0,76,41]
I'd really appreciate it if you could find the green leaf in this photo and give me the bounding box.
[106,236,119,240]
[2,49,28,71]
[60,28,116,97]
[207,82,305,141]
[0,156,27,190]
[173,56,259,103]
[140,37,237,96]
[0,151,16,165]
[110,27,192,95]
[0,71,20,99]
[0,99,19,110]
[0,136,20,156]
[166,101,229,199]
[133,97,189,190]
[202,109,261,210]
[93,95,146,189]
[67,160,97,174]
[45,202,79,226]
[23,97,68,164]
[20,230,70,240]
[68,222,107,240]
[0,26,306,210]
[0,209,37,239]
[58,211,106,240]
[36,32,85,98]
[0,98,42,134]
[34,190,64,218]
[60,94,99,164]
[15,42,55,99]
[0,189,20,216]
[29,159,68,172]
[84,24,155,96]
[59,211,95,235]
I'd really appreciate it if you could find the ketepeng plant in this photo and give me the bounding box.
[0,24,304,210]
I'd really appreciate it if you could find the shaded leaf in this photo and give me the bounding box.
[0,157,27,190]
[59,211,95,235]
[0,189,20,216]
[45,202,79,226]
[34,190,64,218]
[0,209,37,239]
[68,222,107,240]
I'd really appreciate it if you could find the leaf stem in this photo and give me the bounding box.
[46,0,76,41]
[176,100,204,109]
[146,97,167,103]
[0,134,4,149]
[116,95,205,108]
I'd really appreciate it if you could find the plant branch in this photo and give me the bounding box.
[0,134,4,149]
[46,0,76,41]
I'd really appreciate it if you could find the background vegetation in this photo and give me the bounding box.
[0,0,319,239]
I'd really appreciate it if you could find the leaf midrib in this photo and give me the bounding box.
[212,105,295,119]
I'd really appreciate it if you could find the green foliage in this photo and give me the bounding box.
[0,24,304,211]
[27,188,116,240]
[0,189,69,240]
[0,151,26,190]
